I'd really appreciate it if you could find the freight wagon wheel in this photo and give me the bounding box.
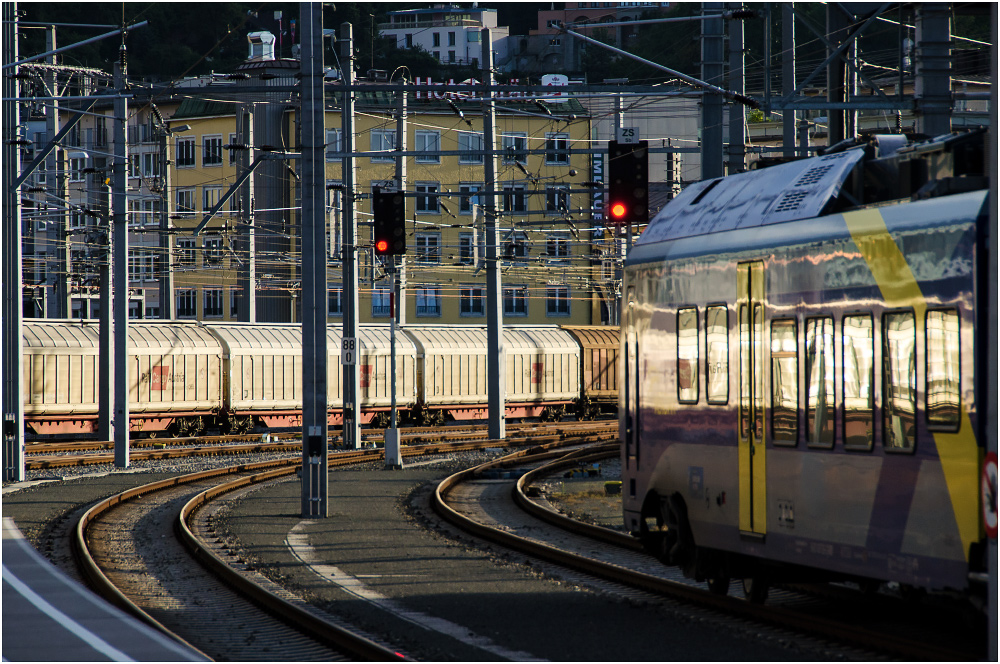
[742,577,769,604]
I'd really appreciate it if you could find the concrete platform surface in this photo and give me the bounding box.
[2,517,207,662]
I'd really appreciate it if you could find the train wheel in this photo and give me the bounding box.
[742,577,769,604]
[707,575,731,596]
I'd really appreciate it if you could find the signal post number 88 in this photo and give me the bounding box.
[341,337,357,366]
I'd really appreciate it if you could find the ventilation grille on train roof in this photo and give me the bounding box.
[635,148,865,247]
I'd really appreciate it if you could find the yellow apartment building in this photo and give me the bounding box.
[165,77,601,325]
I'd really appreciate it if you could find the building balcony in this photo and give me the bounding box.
[379,19,482,31]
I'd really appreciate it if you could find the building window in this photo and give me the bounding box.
[502,184,527,213]
[546,285,571,317]
[448,51,456,63]
[372,288,391,317]
[203,135,223,166]
[501,132,528,164]
[545,132,569,164]
[328,285,343,316]
[370,129,396,162]
[771,319,798,443]
[415,182,439,213]
[405,34,413,48]
[448,31,456,46]
[141,152,160,177]
[806,317,835,447]
[416,286,441,317]
[177,238,196,265]
[176,137,195,167]
[459,232,476,265]
[503,284,528,316]
[203,236,222,264]
[843,314,874,448]
[69,153,86,182]
[546,233,570,261]
[458,132,483,164]
[325,128,343,161]
[432,32,441,47]
[230,288,241,317]
[177,188,196,216]
[415,232,441,263]
[204,288,223,317]
[503,232,528,263]
[460,285,485,316]
[176,289,196,318]
[129,301,143,319]
[203,186,223,213]
[128,249,154,282]
[229,133,238,165]
[545,186,570,214]
[415,130,441,163]
[459,182,482,213]
[69,210,87,230]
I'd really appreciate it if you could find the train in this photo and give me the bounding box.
[620,128,991,606]
[21,322,619,438]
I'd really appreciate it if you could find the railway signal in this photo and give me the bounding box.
[372,187,406,256]
[607,140,649,225]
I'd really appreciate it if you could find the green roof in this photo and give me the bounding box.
[172,98,242,120]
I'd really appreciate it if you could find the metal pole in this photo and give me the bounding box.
[481,28,505,441]
[782,3,796,158]
[300,1,328,517]
[701,2,725,179]
[728,2,746,173]
[341,22,361,450]
[46,27,70,318]
[99,182,112,442]
[394,79,407,325]
[237,106,256,322]
[826,5,848,145]
[112,50,129,467]
[158,129,175,319]
[913,3,952,137]
[2,0,26,481]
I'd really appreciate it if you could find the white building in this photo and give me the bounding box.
[379,5,509,68]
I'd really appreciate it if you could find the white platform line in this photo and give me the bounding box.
[286,521,546,662]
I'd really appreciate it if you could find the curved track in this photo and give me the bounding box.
[432,445,985,662]
[67,425,617,660]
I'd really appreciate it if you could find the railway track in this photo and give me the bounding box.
[431,445,986,662]
[24,420,617,470]
[66,426,617,660]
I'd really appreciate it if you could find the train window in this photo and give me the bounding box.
[842,315,874,450]
[926,309,960,429]
[706,305,728,404]
[805,317,835,447]
[677,307,699,403]
[770,319,798,444]
[884,311,917,451]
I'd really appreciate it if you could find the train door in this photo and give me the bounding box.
[737,262,767,536]
[624,286,639,469]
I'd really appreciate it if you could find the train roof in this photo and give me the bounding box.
[631,129,989,265]
[636,149,865,247]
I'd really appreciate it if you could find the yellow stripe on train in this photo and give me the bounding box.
[843,207,981,562]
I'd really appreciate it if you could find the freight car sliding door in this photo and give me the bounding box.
[737,262,766,536]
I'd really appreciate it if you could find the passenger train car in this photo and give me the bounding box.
[621,129,990,604]
[21,322,618,437]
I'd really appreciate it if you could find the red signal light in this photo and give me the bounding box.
[376,239,389,253]
[610,202,627,219]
